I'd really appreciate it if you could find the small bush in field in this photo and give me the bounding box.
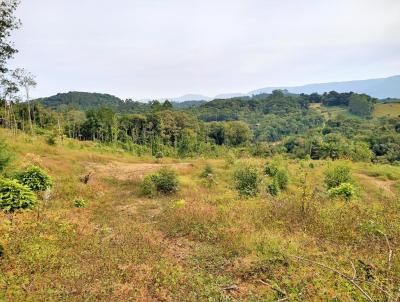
[141,167,179,196]
[200,164,216,187]
[16,166,53,192]
[328,183,355,201]
[275,168,289,190]
[264,161,279,176]
[233,164,260,197]
[154,167,179,194]
[267,179,280,196]
[224,153,235,168]
[155,151,164,159]
[140,175,157,197]
[0,178,37,213]
[74,198,86,208]
[324,164,352,189]
[200,164,214,178]
[46,135,56,146]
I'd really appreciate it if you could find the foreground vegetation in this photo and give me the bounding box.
[0,129,399,301]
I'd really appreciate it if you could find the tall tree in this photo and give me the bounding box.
[0,0,21,74]
[12,68,37,134]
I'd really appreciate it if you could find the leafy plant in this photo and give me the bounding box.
[264,161,279,176]
[141,167,179,196]
[267,179,280,196]
[0,178,37,213]
[274,168,289,190]
[16,165,53,192]
[153,167,179,194]
[328,182,355,201]
[324,164,352,189]
[74,198,86,208]
[200,164,214,178]
[233,164,260,197]
[46,135,57,146]
[140,175,157,197]
[0,139,13,172]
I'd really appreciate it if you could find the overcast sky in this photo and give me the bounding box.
[8,0,400,99]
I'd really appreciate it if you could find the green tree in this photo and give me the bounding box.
[348,94,375,117]
[0,0,20,74]
[225,121,252,146]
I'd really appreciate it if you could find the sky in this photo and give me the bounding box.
[8,0,400,99]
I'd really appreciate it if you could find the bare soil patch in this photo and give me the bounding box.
[85,161,193,181]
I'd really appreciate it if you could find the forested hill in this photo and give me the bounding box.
[37,91,207,112]
[37,92,150,113]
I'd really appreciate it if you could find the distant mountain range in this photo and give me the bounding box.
[37,75,400,108]
[249,75,400,99]
[168,75,400,101]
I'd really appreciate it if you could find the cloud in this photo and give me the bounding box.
[9,0,400,99]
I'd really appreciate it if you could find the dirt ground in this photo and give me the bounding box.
[85,161,193,181]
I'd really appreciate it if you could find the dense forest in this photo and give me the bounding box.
[1,85,399,163]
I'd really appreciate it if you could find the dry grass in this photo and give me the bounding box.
[0,129,400,301]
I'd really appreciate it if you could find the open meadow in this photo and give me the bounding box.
[1,129,400,301]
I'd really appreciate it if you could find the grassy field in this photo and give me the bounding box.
[374,103,400,118]
[310,103,354,119]
[1,129,400,301]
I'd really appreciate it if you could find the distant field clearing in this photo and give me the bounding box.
[374,103,400,118]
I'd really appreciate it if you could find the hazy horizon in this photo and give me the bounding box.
[9,0,400,99]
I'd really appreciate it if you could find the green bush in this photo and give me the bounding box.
[200,164,214,178]
[351,142,372,162]
[264,161,279,176]
[324,164,352,189]
[0,140,12,172]
[154,167,179,194]
[275,168,289,190]
[141,167,179,196]
[267,179,280,196]
[233,164,260,197]
[328,183,355,201]
[140,175,157,197]
[16,166,53,192]
[155,151,164,159]
[0,178,37,213]
[74,198,86,208]
[46,135,57,146]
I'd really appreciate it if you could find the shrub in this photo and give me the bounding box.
[141,167,179,196]
[351,142,372,162]
[154,167,179,194]
[46,135,57,146]
[74,198,86,208]
[328,183,355,201]
[140,175,157,197]
[264,161,279,176]
[200,164,214,178]
[267,179,280,196]
[224,153,235,168]
[0,178,37,213]
[0,140,12,172]
[155,151,164,159]
[233,164,260,197]
[15,166,53,192]
[324,164,352,189]
[275,168,289,190]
